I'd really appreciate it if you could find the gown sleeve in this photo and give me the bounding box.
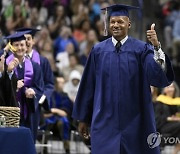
[40,57,54,110]
[0,64,18,107]
[72,47,96,124]
[28,62,44,112]
[141,44,174,88]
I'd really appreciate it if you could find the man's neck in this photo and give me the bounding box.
[27,48,33,54]
[112,35,128,46]
[17,56,24,64]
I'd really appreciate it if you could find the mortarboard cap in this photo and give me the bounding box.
[5,30,31,43]
[16,27,40,37]
[4,30,31,52]
[101,4,140,17]
[101,4,140,36]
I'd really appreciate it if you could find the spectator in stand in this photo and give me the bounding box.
[64,70,81,103]
[73,19,91,44]
[53,26,78,57]
[56,42,75,73]
[61,53,84,82]
[43,75,73,154]
[48,5,71,39]
[71,2,89,29]
[172,12,180,65]
[162,0,180,54]
[79,29,99,66]
[26,7,40,28]
[155,82,180,154]
[5,4,27,34]
[35,26,53,54]
[3,0,27,19]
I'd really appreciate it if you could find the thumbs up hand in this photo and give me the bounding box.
[146,23,159,47]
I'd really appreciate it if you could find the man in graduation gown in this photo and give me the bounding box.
[72,4,174,154]
[16,28,54,111]
[5,31,44,142]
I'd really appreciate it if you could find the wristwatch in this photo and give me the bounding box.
[154,42,161,51]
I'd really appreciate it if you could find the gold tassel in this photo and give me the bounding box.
[103,8,108,36]
[8,42,16,53]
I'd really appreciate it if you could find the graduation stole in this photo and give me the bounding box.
[6,55,34,119]
[32,49,40,65]
[156,95,180,105]
[6,54,34,86]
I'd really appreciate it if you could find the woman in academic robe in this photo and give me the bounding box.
[5,31,44,142]
[154,82,180,154]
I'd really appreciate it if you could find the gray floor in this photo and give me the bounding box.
[161,145,180,154]
[36,141,180,154]
[36,141,91,154]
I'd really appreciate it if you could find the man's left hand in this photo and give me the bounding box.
[146,23,159,46]
[25,88,36,98]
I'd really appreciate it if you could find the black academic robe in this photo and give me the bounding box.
[0,51,18,107]
[72,37,174,154]
[0,70,18,107]
[154,101,180,138]
[15,60,44,141]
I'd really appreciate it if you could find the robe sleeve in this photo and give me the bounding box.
[153,48,166,70]
[40,57,54,110]
[72,47,96,124]
[141,44,174,88]
[61,95,73,117]
[0,72,5,106]
[28,62,44,112]
[0,65,18,107]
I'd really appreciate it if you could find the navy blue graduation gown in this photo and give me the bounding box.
[50,91,73,116]
[16,61,44,141]
[39,56,54,110]
[45,91,73,139]
[72,37,174,154]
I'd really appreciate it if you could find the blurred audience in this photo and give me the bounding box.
[172,13,180,65]
[54,26,78,57]
[154,82,180,154]
[48,5,71,39]
[79,29,99,65]
[56,42,75,72]
[61,53,84,82]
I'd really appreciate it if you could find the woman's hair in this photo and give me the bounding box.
[162,81,180,98]
[173,81,180,97]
